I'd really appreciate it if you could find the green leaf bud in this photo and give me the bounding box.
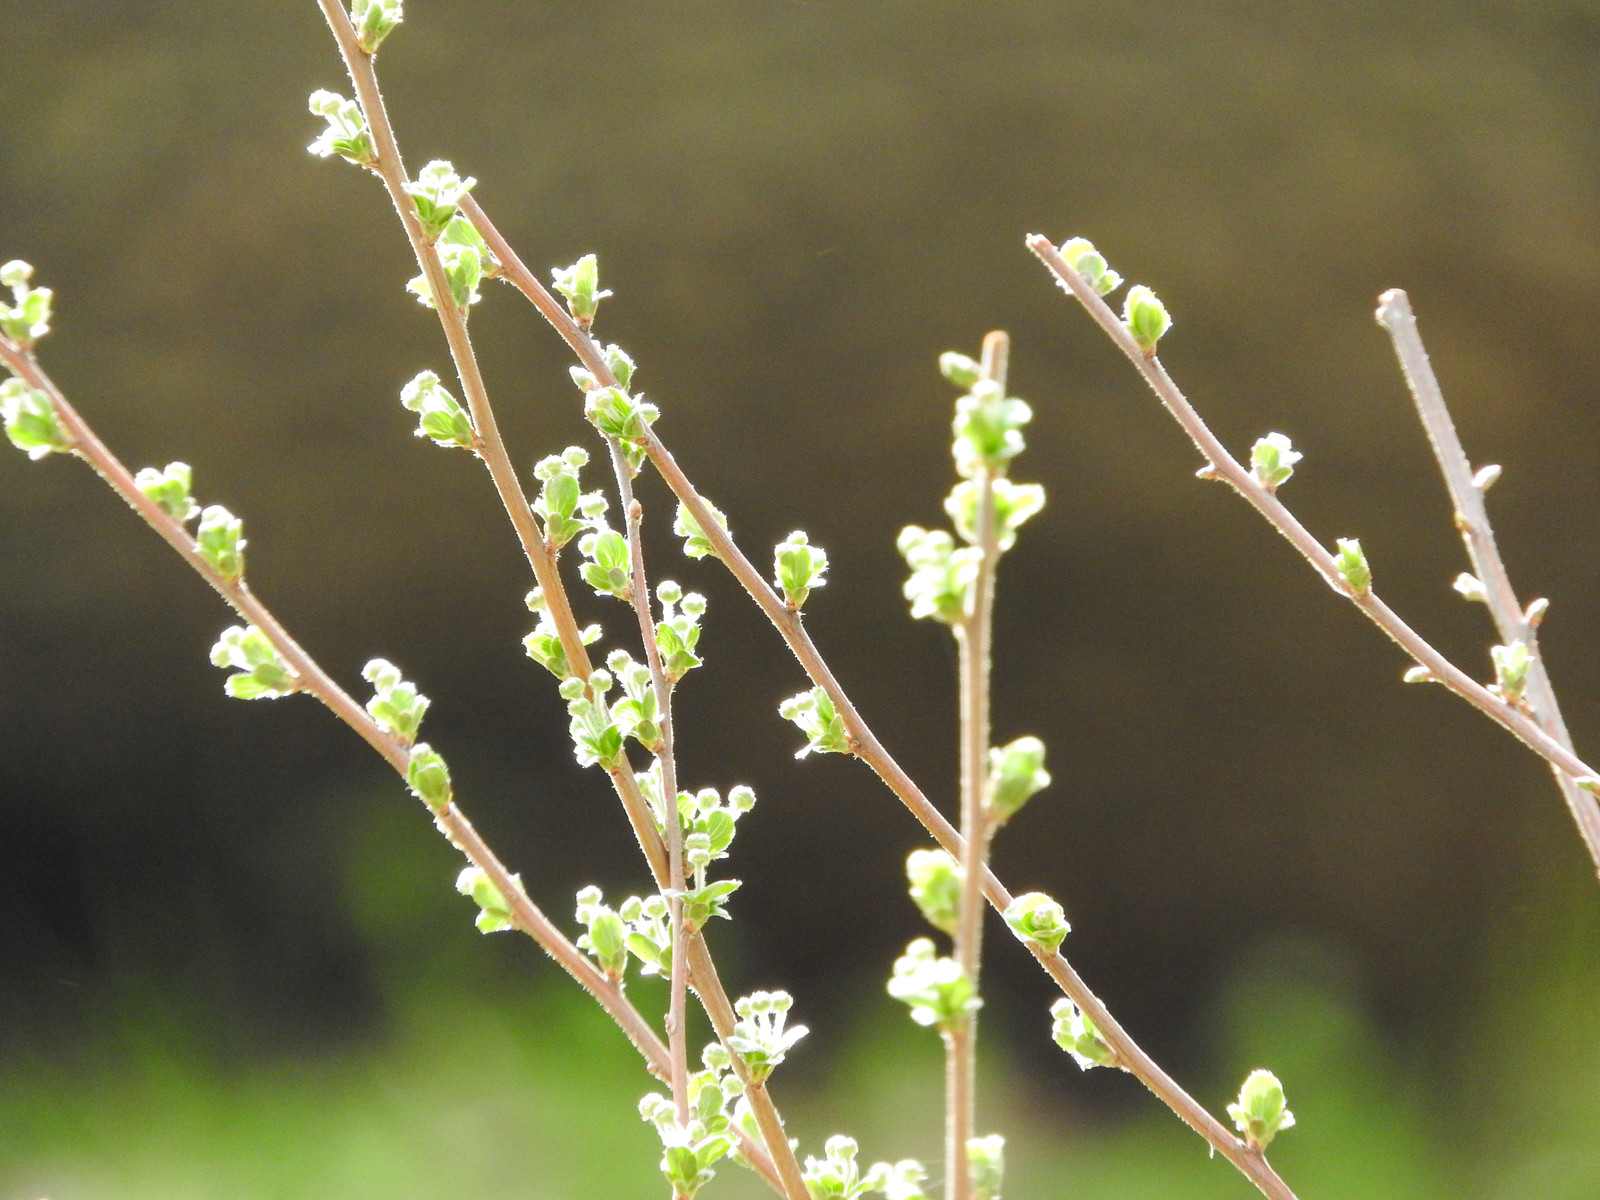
[406,742,453,811]
[0,259,54,346]
[583,385,659,443]
[905,848,961,936]
[609,651,662,752]
[967,1135,1004,1200]
[1059,237,1123,296]
[523,590,601,680]
[195,505,246,584]
[675,500,729,560]
[939,351,983,388]
[1122,284,1171,355]
[551,254,612,331]
[1227,1069,1295,1152]
[1050,997,1115,1069]
[987,736,1049,822]
[362,657,430,745]
[209,624,298,700]
[952,381,1033,477]
[604,343,635,390]
[1003,891,1070,953]
[566,682,626,770]
[1334,537,1370,596]
[1490,640,1531,705]
[455,865,521,934]
[779,686,851,757]
[775,531,829,609]
[349,0,403,52]
[532,447,603,551]
[945,478,1045,551]
[727,990,808,1082]
[307,89,374,165]
[1,378,72,460]
[621,893,672,976]
[575,885,629,979]
[1453,572,1487,603]
[803,1135,882,1200]
[578,525,633,600]
[400,369,474,448]
[134,462,199,522]
[655,585,705,682]
[897,526,977,624]
[887,938,978,1032]
[402,159,476,242]
[1250,433,1302,492]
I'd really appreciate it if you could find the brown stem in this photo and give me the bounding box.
[1375,289,1600,875]
[1027,234,1600,806]
[0,336,669,1083]
[456,198,1301,1199]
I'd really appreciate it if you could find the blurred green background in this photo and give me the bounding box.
[4,1,1600,1196]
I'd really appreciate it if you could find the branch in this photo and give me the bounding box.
[0,335,670,1085]
[1375,289,1600,871]
[463,197,1301,1200]
[1028,234,1600,878]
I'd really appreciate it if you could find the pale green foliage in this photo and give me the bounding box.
[619,893,672,977]
[987,736,1049,822]
[1227,1069,1295,1151]
[1122,284,1171,353]
[579,523,632,600]
[350,0,403,53]
[574,885,629,979]
[607,649,662,752]
[405,742,452,811]
[209,625,297,700]
[1003,892,1070,953]
[533,446,605,550]
[403,159,475,242]
[727,990,808,1082]
[552,255,612,331]
[775,530,829,609]
[134,462,199,521]
[802,1136,888,1200]
[400,370,474,448]
[564,668,626,769]
[640,1069,737,1200]
[1,377,71,460]
[905,848,961,936]
[1050,997,1115,1069]
[196,505,246,583]
[522,588,601,679]
[1453,572,1487,603]
[0,259,53,346]
[1058,237,1122,296]
[1334,537,1370,595]
[967,1134,1005,1200]
[1491,640,1531,704]
[362,658,429,745]
[951,380,1032,478]
[945,477,1044,551]
[938,351,982,388]
[654,581,706,682]
[307,90,373,164]
[1251,432,1302,492]
[897,525,977,623]
[407,222,486,310]
[780,686,850,757]
[887,938,978,1031]
[584,385,659,443]
[455,865,520,933]
[675,499,729,559]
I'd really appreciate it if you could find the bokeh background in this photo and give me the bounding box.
[4,2,1600,1196]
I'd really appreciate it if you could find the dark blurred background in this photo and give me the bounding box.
[4,2,1600,1196]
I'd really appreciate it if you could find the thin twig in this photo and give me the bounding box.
[946,329,1008,1200]
[464,196,1301,1200]
[0,336,670,1084]
[314,0,592,682]
[1027,234,1600,811]
[612,442,692,1124]
[1376,289,1600,874]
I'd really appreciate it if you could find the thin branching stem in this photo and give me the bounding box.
[946,329,1008,1200]
[1376,289,1600,873]
[0,335,672,1086]
[314,0,591,681]
[314,12,805,1188]
[1028,234,1600,876]
[464,197,1302,1200]
[611,440,692,1124]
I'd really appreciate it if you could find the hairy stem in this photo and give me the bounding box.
[1376,289,1600,873]
[0,336,670,1084]
[947,329,1008,1200]
[463,197,1302,1199]
[315,0,592,681]
[1029,235,1600,877]
[612,442,692,1124]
